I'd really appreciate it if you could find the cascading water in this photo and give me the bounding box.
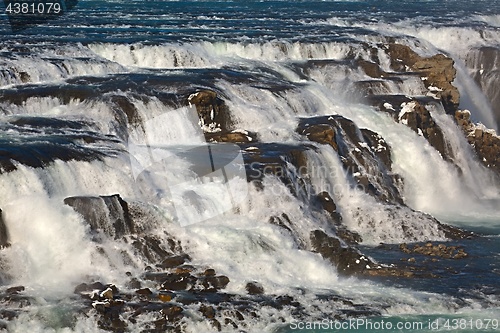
[1,1,499,332]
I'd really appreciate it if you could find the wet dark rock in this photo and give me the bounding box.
[205,130,257,143]
[199,275,230,292]
[187,90,257,144]
[243,143,311,197]
[160,272,197,291]
[0,309,17,321]
[398,100,453,161]
[64,194,135,239]
[187,90,229,132]
[0,209,10,248]
[358,60,386,78]
[0,130,110,173]
[161,305,183,321]
[135,288,153,296]
[269,213,294,233]
[315,192,361,244]
[310,229,373,275]
[298,115,404,204]
[372,96,455,162]
[436,221,476,240]
[131,235,182,265]
[360,129,392,170]
[210,318,222,331]
[126,278,142,290]
[110,95,142,127]
[158,254,191,269]
[6,286,24,294]
[199,304,216,319]
[202,268,216,277]
[310,230,423,278]
[245,282,264,295]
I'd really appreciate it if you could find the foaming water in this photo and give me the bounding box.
[0,1,499,331]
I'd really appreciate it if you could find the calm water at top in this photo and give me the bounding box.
[1,0,500,44]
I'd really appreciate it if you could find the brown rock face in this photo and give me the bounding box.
[455,110,500,175]
[187,90,257,143]
[188,90,230,133]
[398,101,452,160]
[386,44,460,114]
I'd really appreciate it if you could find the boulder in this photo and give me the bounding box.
[398,101,453,160]
[399,242,469,259]
[187,90,258,144]
[310,229,373,275]
[187,90,231,134]
[64,194,134,239]
[245,281,264,295]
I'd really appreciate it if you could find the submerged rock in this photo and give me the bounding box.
[399,242,468,259]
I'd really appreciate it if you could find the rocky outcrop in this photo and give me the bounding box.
[0,209,9,248]
[310,230,419,278]
[400,242,468,259]
[455,110,500,174]
[243,143,310,195]
[398,101,450,159]
[187,90,257,143]
[377,99,454,161]
[385,44,460,114]
[64,194,135,239]
[315,191,362,245]
[188,90,231,133]
[310,229,374,275]
[297,115,404,204]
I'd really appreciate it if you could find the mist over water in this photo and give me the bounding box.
[0,0,499,332]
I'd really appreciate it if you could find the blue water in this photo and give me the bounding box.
[2,0,500,43]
